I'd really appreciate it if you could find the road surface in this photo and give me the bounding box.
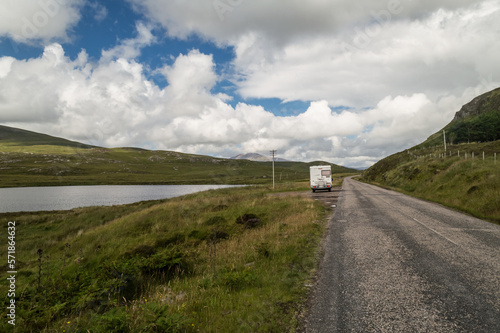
[304,177,500,332]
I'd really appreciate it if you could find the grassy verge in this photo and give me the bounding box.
[361,141,500,223]
[1,183,329,332]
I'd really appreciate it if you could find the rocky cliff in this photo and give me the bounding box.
[453,87,500,121]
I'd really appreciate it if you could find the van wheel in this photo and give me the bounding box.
[328,188,331,192]
[312,189,316,193]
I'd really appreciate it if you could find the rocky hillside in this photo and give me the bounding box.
[419,87,500,148]
[453,87,500,120]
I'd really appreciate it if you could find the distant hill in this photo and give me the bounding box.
[305,161,360,174]
[0,125,357,187]
[231,154,358,174]
[361,87,500,223]
[231,153,288,162]
[0,125,97,149]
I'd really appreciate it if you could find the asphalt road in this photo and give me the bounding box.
[304,177,500,332]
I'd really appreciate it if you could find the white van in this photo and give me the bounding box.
[310,165,332,192]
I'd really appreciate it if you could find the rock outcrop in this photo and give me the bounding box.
[453,87,500,121]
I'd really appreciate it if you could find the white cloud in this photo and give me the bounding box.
[0,43,68,122]
[100,22,155,62]
[129,0,479,46]
[233,1,500,108]
[127,0,500,108]
[0,0,84,43]
[158,50,218,117]
[0,57,16,78]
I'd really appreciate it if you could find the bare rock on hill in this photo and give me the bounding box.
[453,87,500,121]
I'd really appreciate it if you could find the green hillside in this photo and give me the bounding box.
[0,125,97,149]
[0,125,357,187]
[362,88,500,223]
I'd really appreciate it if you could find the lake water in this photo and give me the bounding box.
[0,185,242,213]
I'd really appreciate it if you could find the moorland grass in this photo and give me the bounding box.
[0,183,330,332]
[0,143,356,187]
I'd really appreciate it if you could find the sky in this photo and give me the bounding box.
[0,0,499,168]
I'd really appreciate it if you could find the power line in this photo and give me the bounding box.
[443,130,447,152]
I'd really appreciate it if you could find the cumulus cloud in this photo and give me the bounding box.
[126,0,500,107]
[100,22,155,62]
[0,43,68,122]
[233,1,500,107]
[128,0,479,45]
[0,0,84,43]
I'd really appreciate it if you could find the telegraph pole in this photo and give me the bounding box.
[270,150,277,189]
[443,130,447,153]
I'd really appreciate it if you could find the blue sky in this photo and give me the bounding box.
[0,0,499,167]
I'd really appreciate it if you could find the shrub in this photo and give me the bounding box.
[154,233,185,248]
[138,249,190,278]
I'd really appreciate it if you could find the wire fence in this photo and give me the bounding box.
[407,144,498,164]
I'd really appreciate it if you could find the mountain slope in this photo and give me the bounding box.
[0,125,97,149]
[232,153,273,161]
[361,88,500,223]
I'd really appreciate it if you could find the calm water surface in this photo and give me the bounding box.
[0,185,242,213]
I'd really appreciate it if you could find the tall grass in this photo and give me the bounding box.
[1,184,328,332]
